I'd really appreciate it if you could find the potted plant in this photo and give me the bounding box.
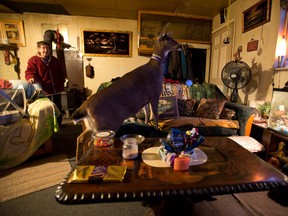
[257,102,271,119]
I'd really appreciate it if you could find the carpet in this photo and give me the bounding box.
[0,154,71,203]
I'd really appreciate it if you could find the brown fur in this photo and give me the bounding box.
[72,24,180,161]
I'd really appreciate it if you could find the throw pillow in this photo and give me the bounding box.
[195,98,226,119]
[228,136,265,153]
[158,96,179,118]
[178,99,196,117]
[220,108,236,120]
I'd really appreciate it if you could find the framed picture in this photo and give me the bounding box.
[242,0,271,33]
[82,29,132,57]
[1,20,26,46]
[0,26,3,39]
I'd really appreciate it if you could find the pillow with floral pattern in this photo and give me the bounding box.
[220,108,236,120]
[177,99,196,117]
[195,98,226,119]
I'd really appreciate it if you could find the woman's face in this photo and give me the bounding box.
[37,44,51,58]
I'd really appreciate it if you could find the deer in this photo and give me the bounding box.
[72,24,181,161]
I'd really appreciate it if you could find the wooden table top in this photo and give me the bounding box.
[55,137,288,204]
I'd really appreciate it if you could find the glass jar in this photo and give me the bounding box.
[92,130,115,147]
[122,138,138,159]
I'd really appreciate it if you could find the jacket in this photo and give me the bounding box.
[25,55,66,94]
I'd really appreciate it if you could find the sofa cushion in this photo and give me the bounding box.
[158,96,179,118]
[155,116,239,131]
[118,117,166,138]
[220,108,237,120]
[177,99,196,117]
[196,98,226,119]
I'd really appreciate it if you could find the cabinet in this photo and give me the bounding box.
[137,11,212,55]
[267,88,288,136]
[0,43,20,78]
[251,123,288,162]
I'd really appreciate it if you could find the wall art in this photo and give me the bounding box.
[82,29,132,57]
[1,20,26,46]
[242,0,271,33]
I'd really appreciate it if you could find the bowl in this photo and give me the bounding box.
[120,134,145,145]
[91,130,115,147]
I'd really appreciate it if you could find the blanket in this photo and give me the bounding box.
[0,98,60,170]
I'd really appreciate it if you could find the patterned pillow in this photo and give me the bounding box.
[177,99,196,117]
[158,96,179,118]
[220,108,236,120]
[228,136,265,153]
[195,98,226,119]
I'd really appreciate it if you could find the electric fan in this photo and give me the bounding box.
[221,47,252,103]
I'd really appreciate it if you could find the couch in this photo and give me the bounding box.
[0,80,61,170]
[97,81,258,138]
[150,82,258,136]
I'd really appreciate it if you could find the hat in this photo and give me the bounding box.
[37,41,51,47]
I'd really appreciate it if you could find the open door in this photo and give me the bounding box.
[209,20,235,95]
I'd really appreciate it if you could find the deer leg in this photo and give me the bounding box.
[142,104,150,124]
[150,99,159,130]
[76,128,92,162]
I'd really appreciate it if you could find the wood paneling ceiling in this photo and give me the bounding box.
[0,0,237,19]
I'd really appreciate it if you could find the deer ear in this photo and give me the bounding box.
[157,23,170,37]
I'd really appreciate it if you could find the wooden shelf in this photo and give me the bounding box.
[0,43,18,51]
[263,128,287,160]
[0,43,20,78]
[274,67,288,71]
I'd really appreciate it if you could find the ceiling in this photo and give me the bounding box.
[0,0,236,20]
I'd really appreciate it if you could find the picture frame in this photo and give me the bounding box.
[82,29,132,57]
[158,96,179,118]
[247,39,259,52]
[242,0,271,33]
[1,20,26,46]
[0,26,3,39]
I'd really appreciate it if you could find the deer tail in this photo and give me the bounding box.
[71,107,87,124]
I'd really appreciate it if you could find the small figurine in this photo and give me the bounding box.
[276,142,286,158]
[159,128,205,166]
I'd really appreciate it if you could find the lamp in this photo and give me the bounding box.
[276,35,287,68]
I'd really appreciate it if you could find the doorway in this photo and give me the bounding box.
[164,43,210,84]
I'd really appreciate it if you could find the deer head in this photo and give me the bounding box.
[152,23,181,61]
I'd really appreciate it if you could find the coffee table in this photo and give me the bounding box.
[55,137,288,204]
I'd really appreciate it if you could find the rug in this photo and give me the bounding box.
[0,154,71,203]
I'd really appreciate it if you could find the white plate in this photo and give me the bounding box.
[141,147,208,168]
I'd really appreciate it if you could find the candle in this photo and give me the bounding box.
[174,156,190,171]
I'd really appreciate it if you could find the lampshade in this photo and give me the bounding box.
[276,35,287,56]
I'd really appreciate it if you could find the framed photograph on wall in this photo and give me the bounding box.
[242,0,271,33]
[82,29,132,57]
[1,20,26,46]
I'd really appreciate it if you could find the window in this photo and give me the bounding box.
[275,0,288,68]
